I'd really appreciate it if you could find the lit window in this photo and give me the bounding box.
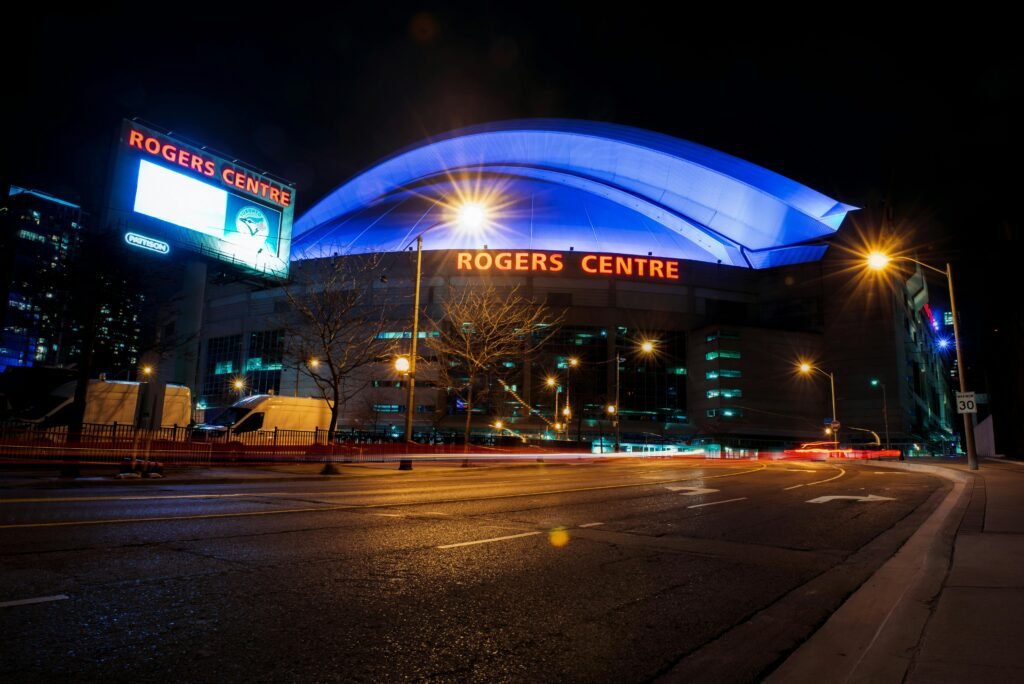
[705,350,741,361]
[705,330,740,342]
[706,408,743,418]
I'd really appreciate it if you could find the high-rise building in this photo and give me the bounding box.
[0,185,146,377]
[0,186,83,371]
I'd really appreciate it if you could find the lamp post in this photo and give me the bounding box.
[565,357,578,439]
[545,376,560,437]
[799,362,838,445]
[867,253,977,470]
[294,358,318,397]
[397,202,489,470]
[870,378,892,452]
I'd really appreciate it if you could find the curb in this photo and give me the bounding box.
[768,462,973,683]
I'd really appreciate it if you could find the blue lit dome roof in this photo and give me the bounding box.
[292,120,856,268]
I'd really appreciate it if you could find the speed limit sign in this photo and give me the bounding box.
[956,392,977,414]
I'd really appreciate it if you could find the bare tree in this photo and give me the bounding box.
[281,255,393,433]
[426,284,563,447]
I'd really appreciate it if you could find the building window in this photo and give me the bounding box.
[372,404,404,413]
[376,331,440,339]
[705,329,740,342]
[705,350,741,361]
[706,369,741,380]
[706,389,742,399]
[706,408,743,418]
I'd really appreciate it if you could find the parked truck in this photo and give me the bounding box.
[24,378,192,427]
[191,394,333,440]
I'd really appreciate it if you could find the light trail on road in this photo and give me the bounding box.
[0,462,768,529]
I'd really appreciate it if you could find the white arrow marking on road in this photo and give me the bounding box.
[665,486,720,496]
[806,494,896,504]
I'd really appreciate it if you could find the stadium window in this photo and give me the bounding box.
[705,329,740,342]
[705,350,741,361]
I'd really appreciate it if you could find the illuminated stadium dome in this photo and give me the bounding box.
[292,120,856,268]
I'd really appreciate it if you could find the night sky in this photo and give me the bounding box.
[5,10,1021,343]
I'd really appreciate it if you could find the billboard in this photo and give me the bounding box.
[109,120,295,279]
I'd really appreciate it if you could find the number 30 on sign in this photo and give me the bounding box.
[956,392,977,414]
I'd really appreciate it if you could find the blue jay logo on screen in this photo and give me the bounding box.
[234,206,270,245]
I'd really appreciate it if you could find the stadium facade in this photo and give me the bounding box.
[191,121,956,451]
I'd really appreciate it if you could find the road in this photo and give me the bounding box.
[0,459,946,683]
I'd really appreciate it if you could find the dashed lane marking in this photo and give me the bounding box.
[687,497,747,509]
[0,594,69,609]
[579,522,604,528]
[784,466,846,491]
[437,531,543,549]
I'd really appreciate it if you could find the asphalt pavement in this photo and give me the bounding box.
[0,454,1019,679]
[770,456,1024,684]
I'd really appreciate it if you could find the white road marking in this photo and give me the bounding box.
[872,471,910,475]
[806,494,896,504]
[986,458,1024,466]
[0,594,69,609]
[579,522,604,528]
[687,497,747,509]
[666,486,720,496]
[785,467,847,491]
[784,468,817,472]
[438,531,543,549]
[373,513,403,517]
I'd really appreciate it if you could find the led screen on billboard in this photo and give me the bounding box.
[109,120,294,280]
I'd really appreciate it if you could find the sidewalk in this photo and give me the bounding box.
[772,457,1024,683]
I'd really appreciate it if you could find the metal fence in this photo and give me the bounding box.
[0,421,584,465]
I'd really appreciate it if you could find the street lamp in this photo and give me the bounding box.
[545,376,561,436]
[140,365,153,380]
[398,200,491,470]
[606,340,658,453]
[565,357,579,438]
[870,378,892,452]
[294,357,318,397]
[799,362,838,445]
[233,377,245,399]
[867,252,977,470]
[606,403,617,453]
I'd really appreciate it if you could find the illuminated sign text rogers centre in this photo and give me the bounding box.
[111,119,295,280]
[455,251,680,281]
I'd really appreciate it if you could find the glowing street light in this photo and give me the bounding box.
[394,356,411,373]
[799,362,838,444]
[399,199,490,469]
[294,357,319,397]
[866,251,977,470]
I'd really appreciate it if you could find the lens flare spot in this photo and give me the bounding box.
[548,527,570,547]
